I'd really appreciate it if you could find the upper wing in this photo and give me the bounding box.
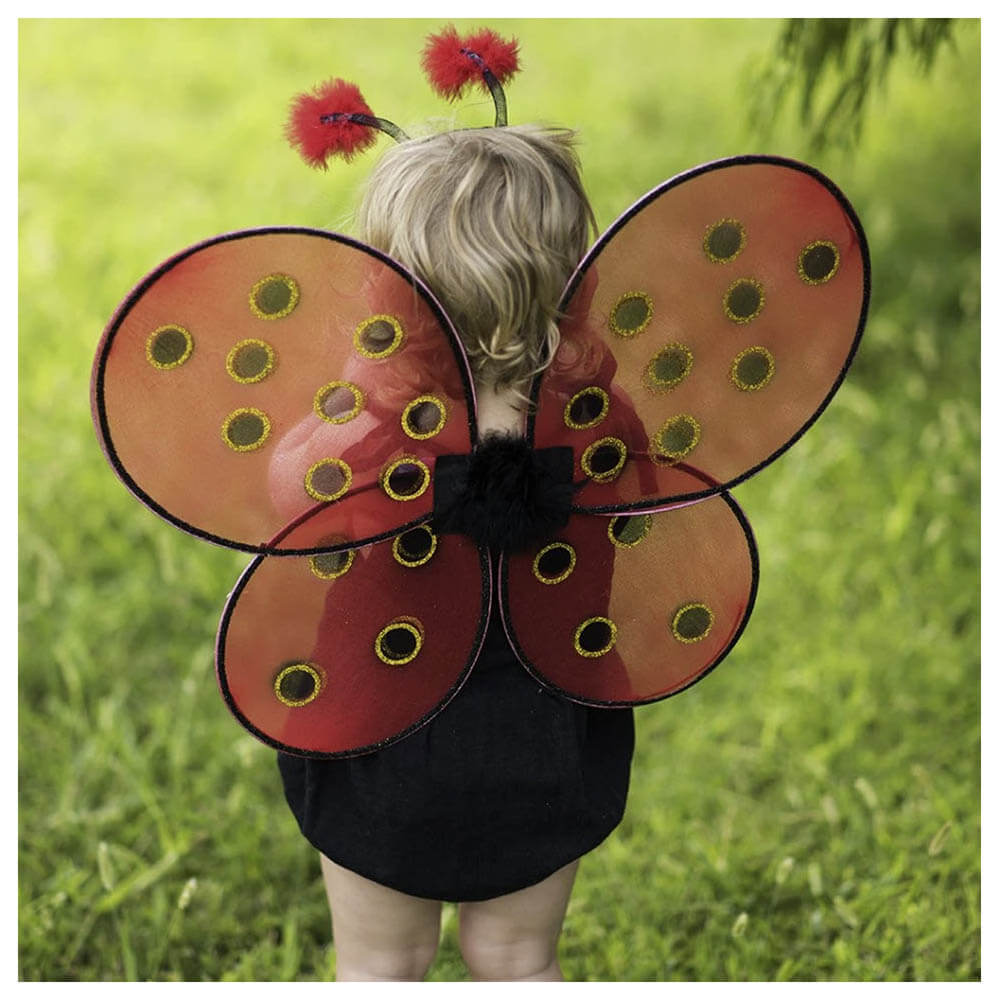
[217,519,490,757]
[530,156,870,513]
[92,227,477,553]
[500,475,757,706]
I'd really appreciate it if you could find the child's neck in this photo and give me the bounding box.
[475,381,526,439]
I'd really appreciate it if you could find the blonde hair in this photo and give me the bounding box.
[357,125,596,398]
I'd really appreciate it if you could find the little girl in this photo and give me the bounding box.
[276,122,635,982]
[93,24,867,984]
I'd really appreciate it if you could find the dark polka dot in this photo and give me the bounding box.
[609,514,652,547]
[534,542,576,584]
[278,667,316,703]
[724,279,764,323]
[394,526,436,566]
[798,241,840,284]
[305,459,351,502]
[147,326,192,368]
[363,320,395,350]
[610,292,653,337]
[704,219,746,262]
[251,275,298,318]
[645,344,693,391]
[316,382,363,423]
[356,316,404,357]
[227,340,274,382]
[403,398,445,438]
[384,460,430,500]
[653,415,700,460]
[376,621,423,665]
[582,438,628,482]
[310,463,345,496]
[673,603,714,643]
[223,409,270,451]
[580,620,611,652]
[566,387,609,429]
[381,627,416,659]
[574,617,617,657]
[309,548,354,580]
[274,663,322,706]
[592,446,620,475]
[732,347,775,391]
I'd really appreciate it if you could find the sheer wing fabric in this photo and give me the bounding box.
[92,228,476,554]
[533,156,870,512]
[218,525,490,756]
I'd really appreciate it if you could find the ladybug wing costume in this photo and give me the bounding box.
[92,25,869,899]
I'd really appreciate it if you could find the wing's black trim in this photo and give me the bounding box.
[91,226,479,555]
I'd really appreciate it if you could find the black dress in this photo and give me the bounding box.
[277,597,635,902]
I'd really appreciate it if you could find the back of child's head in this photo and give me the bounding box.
[357,125,596,395]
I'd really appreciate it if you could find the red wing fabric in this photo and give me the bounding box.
[531,156,869,512]
[217,523,489,756]
[92,228,476,553]
[501,487,757,706]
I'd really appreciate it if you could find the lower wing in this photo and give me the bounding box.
[500,491,758,705]
[216,523,490,757]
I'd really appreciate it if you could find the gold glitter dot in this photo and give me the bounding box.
[274,662,323,707]
[392,526,438,567]
[249,274,299,319]
[402,396,447,440]
[304,458,352,502]
[652,415,701,462]
[355,314,404,359]
[146,325,193,369]
[375,619,424,665]
[672,603,714,643]
[381,458,431,502]
[221,408,271,452]
[314,381,365,424]
[574,617,618,658]
[731,346,775,391]
[609,291,653,338]
[564,387,610,430]
[308,548,355,580]
[703,218,746,263]
[644,343,693,392]
[608,514,652,548]
[798,240,840,284]
[723,278,765,324]
[581,437,628,482]
[226,339,275,383]
[532,542,577,585]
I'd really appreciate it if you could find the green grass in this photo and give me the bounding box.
[19,18,980,981]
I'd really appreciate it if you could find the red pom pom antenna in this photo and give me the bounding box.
[285,79,379,169]
[422,26,520,102]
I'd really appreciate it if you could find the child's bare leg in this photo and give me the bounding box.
[320,855,442,981]
[457,860,579,981]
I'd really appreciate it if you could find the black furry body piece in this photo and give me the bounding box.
[432,436,575,553]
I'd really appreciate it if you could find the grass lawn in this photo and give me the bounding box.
[19,18,980,981]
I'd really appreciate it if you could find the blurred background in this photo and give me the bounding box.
[19,18,980,981]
